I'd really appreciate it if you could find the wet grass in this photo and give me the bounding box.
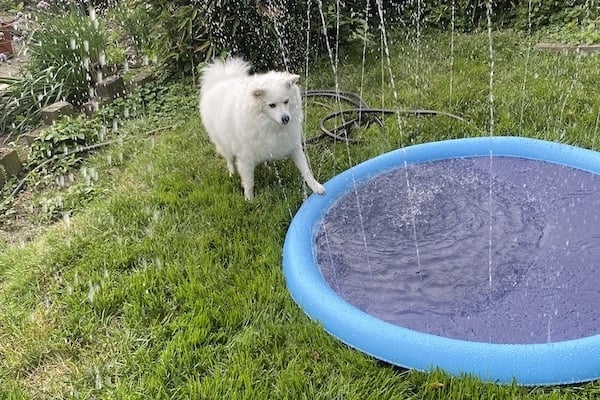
[1,30,600,398]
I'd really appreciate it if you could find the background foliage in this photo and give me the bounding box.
[123,0,599,73]
[0,0,597,138]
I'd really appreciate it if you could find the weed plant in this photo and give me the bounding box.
[30,116,99,164]
[0,30,599,398]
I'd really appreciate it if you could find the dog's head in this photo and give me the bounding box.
[250,73,301,126]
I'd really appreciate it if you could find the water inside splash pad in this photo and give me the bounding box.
[315,156,600,344]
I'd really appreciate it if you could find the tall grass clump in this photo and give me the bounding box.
[0,68,69,134]
[27,9,106,106]
[0,7,127,137]
[104,0,154,66]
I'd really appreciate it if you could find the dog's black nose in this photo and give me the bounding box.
[281,115,290,125]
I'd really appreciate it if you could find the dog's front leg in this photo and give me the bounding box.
[291,148,325,195]
[236,160,256,200]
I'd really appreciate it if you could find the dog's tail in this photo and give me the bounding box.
[200,58,251,91]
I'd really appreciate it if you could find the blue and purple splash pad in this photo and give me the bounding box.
[283,136,600,386]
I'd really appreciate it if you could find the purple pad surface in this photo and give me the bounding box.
[315,156,600,344]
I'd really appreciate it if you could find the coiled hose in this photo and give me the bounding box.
[302,89,471,143]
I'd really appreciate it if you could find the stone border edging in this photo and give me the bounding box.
[536,42,600,54]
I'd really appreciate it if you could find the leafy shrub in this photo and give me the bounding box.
[128,0,400,73]
[514,0,598,31]
[50,0,118,12]
[130,0,302,72]
[133,0,598,74]
[545,20,600,44]
[421,0,598,32]
[315,0,386,49]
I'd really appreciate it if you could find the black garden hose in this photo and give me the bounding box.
[1,125,175,209]
[302,89,473,143]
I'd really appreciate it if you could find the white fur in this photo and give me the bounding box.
[199,58,325,200]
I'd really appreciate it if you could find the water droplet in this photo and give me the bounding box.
[87,281,99,303]
[63,212,71,228]
[94,367,102,390]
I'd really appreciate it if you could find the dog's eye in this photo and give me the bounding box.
[284,99,289,105]
[268,103,276,108]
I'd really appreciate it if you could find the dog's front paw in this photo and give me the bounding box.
[312,183,326,195]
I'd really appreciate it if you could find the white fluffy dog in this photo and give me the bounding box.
[199,58,325,200]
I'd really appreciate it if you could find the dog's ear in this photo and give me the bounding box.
[286,74,300,87]
[251,88,265,98]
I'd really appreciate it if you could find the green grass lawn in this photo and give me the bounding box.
[1,30,599,399]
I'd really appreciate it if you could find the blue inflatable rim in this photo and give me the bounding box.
[283,136,600,386]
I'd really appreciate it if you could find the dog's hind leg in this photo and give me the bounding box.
[213,143,235,176]
[236,159,256,200]
[291,148,325,195]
